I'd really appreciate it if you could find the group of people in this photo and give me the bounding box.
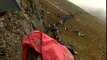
[46,12,77,40]
[44,12,78,55]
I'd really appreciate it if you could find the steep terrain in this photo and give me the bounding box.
[0,0,46,60]
[0,0,106,60]
[39,0,106,60]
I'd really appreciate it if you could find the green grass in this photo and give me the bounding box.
[61,34,74,44]
[18,56,22,60]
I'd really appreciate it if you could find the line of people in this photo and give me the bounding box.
[45,12,78,55]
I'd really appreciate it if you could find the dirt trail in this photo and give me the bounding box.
[46,0,69,14]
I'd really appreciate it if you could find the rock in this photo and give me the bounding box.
[0,0,46,60]
[0,21,4,28]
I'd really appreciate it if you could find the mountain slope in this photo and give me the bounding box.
[39,0,106,60]
[0,0,106,60]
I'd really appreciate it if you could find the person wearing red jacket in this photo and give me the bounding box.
[22,30,74,60]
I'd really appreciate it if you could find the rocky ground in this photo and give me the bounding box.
[0,0,106,60]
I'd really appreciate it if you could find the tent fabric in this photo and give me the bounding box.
[22,30,74,60]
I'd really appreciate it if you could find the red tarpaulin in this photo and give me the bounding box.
[22,30,74,60]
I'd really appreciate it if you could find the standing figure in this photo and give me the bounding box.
[51,25,60,42]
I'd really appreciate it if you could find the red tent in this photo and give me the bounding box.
[22,30,74,60]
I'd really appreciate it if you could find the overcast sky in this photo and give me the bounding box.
[68,0,106,22]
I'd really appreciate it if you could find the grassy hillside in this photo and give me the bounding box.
[39,0,106,60]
